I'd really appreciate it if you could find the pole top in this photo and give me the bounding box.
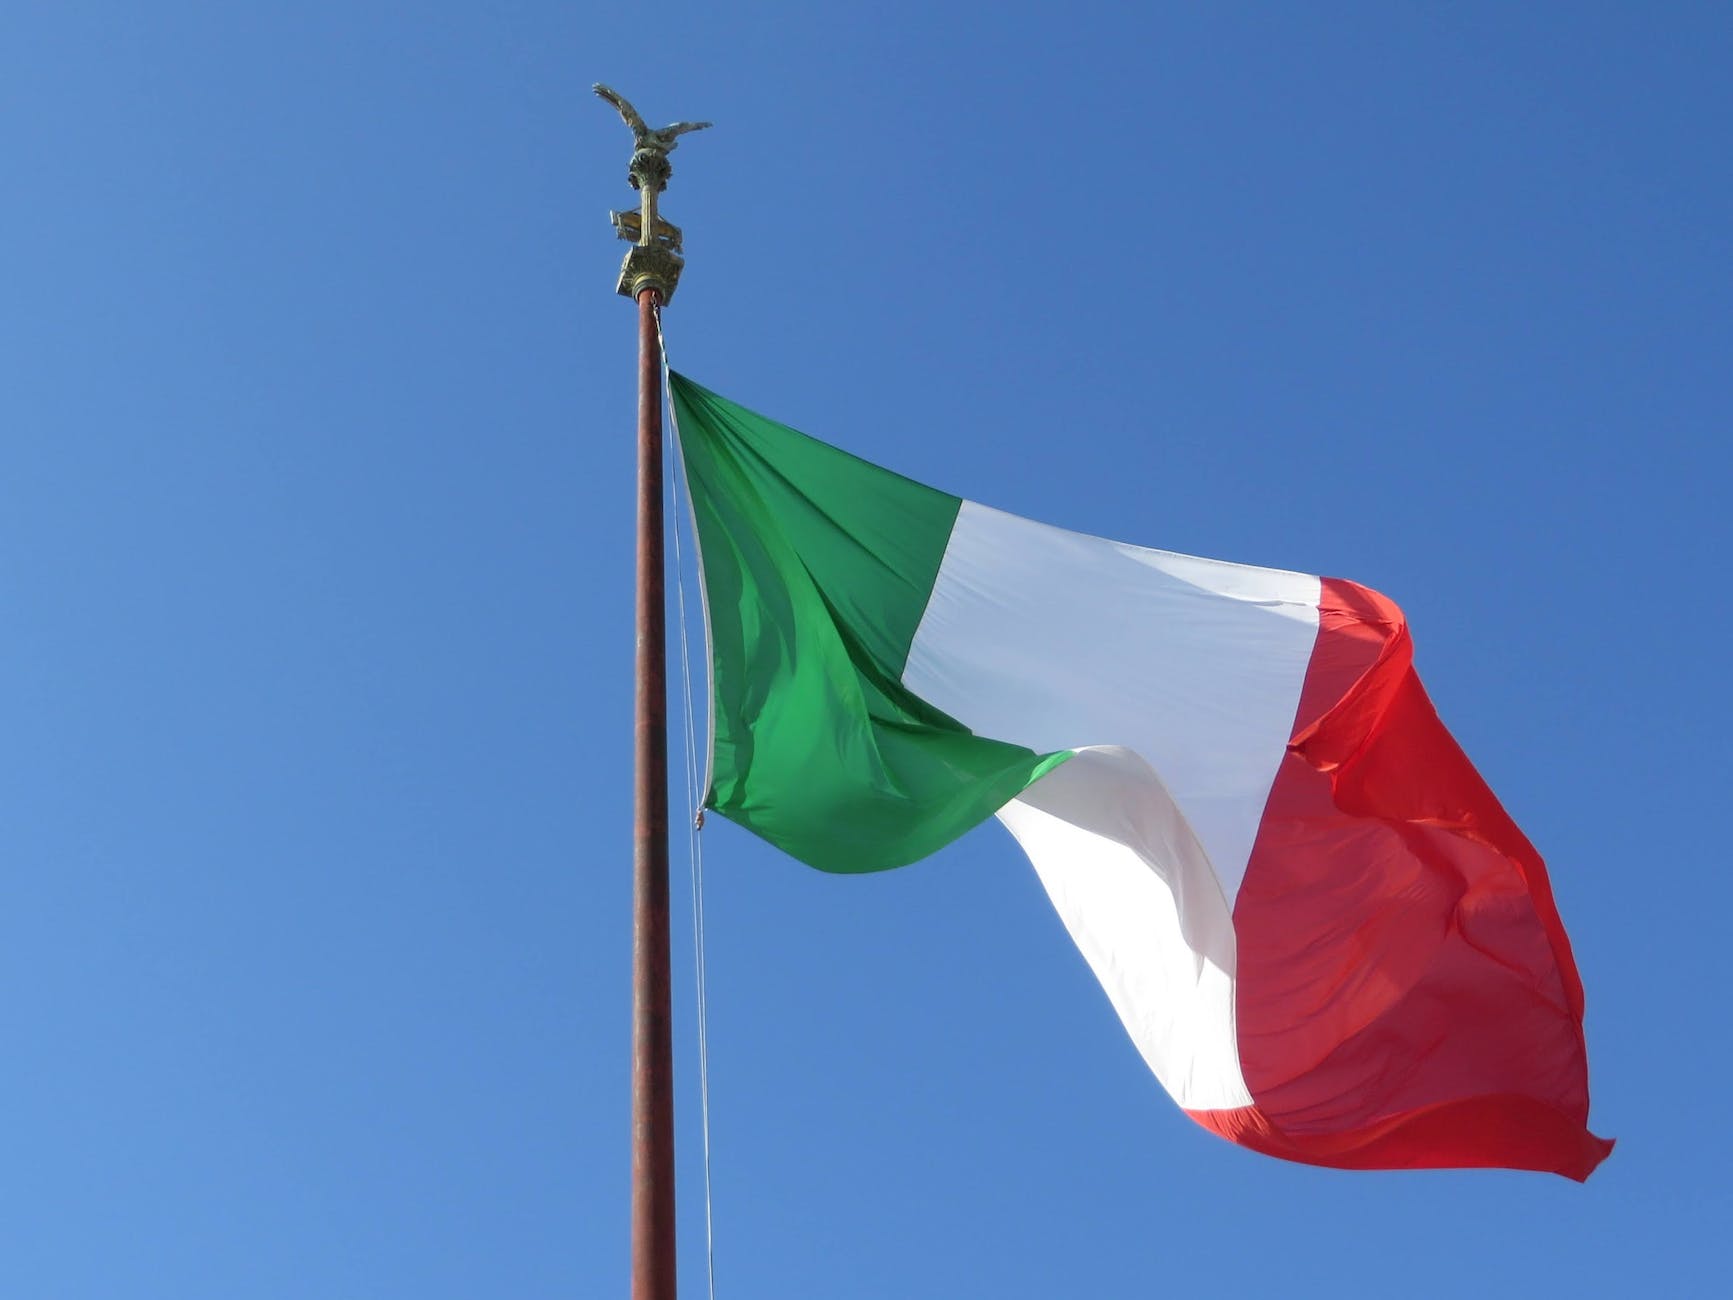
[595,85,711,303]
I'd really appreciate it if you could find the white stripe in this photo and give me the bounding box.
[999,747,1251,1108]
[902,502,1320,1110]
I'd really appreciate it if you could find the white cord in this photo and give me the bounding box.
[655,304,717,1300]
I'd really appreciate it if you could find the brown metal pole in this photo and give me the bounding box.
[631,283,677,1300]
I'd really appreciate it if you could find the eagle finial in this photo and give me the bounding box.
[595,84,710,301]
[594,84,712,190]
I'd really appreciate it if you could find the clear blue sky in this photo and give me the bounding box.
[3,2,1727,1295]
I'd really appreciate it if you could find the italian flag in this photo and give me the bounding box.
[671,372,1612,1181]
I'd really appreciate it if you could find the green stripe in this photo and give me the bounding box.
[671,373,1066,873]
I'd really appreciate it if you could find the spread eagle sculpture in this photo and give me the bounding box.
[593,84,711,190]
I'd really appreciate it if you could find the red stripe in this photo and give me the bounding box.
[1189,577,1612,1180]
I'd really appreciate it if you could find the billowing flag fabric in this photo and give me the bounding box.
[670,371,1611,1181]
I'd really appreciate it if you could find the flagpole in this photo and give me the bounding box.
[630,276,676,1300]
[597,84,709,1300]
